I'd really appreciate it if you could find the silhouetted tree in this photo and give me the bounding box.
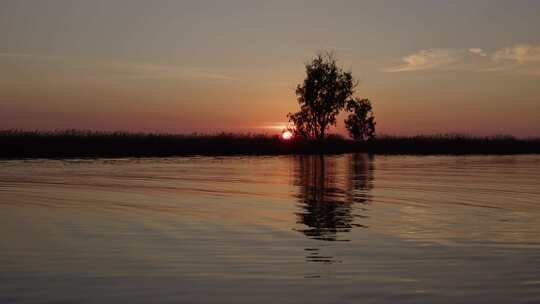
[288,52,356,140]
[345,98,376,141]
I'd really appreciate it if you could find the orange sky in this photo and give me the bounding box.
[1,1,540,137]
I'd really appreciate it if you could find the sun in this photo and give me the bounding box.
[281,130,293,140]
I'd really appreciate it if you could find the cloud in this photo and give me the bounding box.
[384,44,540,75]
[256,123,288,130]
[0,52,238,81]
[493,44,540,63]
[469,48,487,57]
[108,62,239,81]
[0,52,37,58]
[319,46,350,52]
[383,49,466,72]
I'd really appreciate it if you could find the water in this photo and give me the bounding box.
[1,154,540,303]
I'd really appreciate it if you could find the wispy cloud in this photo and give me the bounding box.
[0,52,38,58]
[468,48,487,57]
[383,49,466,72]
[0,52,238,81]
[255,123,288,130]
[493,44,540,63]
[384,44,540,75]
[107,62,239,81]
[319,46,350,52]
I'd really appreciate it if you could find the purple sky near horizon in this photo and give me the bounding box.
[1,0,540,137]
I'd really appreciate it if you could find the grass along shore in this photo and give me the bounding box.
[1,130,539,159]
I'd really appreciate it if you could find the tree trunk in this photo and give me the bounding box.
[317,122,325,141]
[316,127,325,141]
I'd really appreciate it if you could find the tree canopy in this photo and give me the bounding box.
[345,98,376,141]
[288,52,376,141]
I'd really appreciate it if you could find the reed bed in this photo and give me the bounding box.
[1,130,539,159]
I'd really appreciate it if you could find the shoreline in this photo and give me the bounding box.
[1,130,539,159]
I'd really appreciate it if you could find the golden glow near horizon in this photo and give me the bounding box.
[1,1,540,137]
[282,130,293,140]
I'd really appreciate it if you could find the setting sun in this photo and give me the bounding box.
[282,130,293,140]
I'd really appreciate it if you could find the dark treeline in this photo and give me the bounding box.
[1,130,539,159]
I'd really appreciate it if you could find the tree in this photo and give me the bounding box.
[345,98,376,141]
[288,52,356,140]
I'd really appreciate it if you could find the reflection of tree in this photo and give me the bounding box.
[293,154,374,243]
[347,153,374,205]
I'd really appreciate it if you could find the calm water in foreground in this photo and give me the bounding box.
[1,154,540,303]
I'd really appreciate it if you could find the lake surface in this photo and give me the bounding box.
[1,154,540,303]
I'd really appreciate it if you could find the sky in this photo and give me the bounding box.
[1,0,540,137]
